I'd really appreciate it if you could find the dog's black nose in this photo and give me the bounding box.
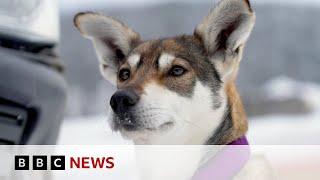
[110,90,139,113]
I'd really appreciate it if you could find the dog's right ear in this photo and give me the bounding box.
[194,0,255,82]
[74,12,141,85]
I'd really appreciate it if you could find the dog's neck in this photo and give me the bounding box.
[206,81,248,145]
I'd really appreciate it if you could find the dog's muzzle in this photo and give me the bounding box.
[110,89,139,130]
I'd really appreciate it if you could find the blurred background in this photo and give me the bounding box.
[0,0,320,146]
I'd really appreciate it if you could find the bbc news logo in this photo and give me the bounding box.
[15,155,65,170]
[15,155,114,170]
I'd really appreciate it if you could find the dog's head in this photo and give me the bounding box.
[74,0,255,144]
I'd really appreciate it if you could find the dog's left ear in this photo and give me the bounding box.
[195,0,255,81]
[74,12,141,85]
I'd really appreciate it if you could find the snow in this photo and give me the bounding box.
[248,112,320,144]
[57,113,320,179]
[263,76,320,108]
[58,115,131,145]
[58,112,320,145]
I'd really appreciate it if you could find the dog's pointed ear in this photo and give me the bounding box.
[194,0,255,81]
[74,12,141,85]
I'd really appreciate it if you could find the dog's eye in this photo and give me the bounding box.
[118,69,131,81]
[169,65,187,77]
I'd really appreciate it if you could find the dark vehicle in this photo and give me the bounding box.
[0,0,67,144]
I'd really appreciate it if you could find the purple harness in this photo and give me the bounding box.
[192,136,250,180]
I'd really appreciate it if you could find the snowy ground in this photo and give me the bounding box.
[57,108,320,179]
[58,112,320,145]
[57,110,320,179]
